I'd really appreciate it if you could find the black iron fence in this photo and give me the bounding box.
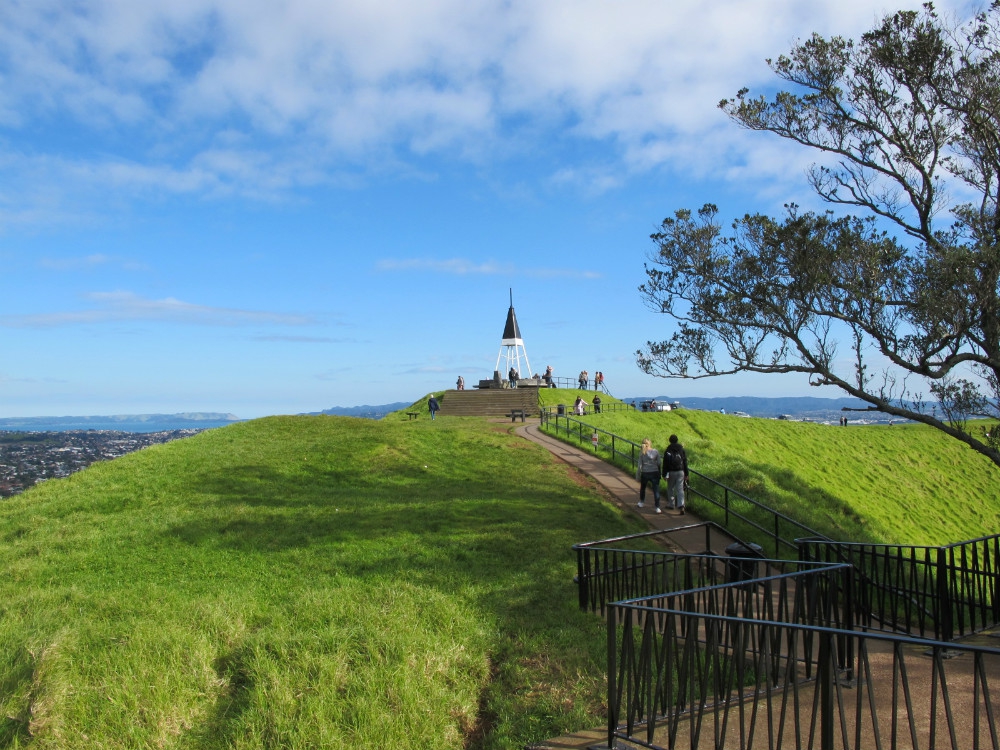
[552,409,1000,749]
[798,534,1000,641]
[606,564,1000,750]
[574,525,780,615]
[541,409,825,556]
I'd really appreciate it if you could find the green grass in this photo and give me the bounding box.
[4,392,997,748]
[536,390,1000,546]
[0,415,648,749]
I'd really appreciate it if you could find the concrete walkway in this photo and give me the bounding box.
[513,419,1000,750]
[513,420,735,750]
[515,421,738,556]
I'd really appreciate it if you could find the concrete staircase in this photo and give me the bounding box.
[438,388,539,417]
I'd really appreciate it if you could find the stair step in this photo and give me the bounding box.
[438,389,539,417]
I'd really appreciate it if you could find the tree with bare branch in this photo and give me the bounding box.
[638,3,1000,467]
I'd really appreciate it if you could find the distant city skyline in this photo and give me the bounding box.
[0,0,973,418]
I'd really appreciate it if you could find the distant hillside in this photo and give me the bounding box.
[627,395,887,422]
[0,413,242,432]
[309,403,411,419]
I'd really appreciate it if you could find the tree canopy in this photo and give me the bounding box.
[638,3,1000,467]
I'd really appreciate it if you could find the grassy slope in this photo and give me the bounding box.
[0,415,646,749]
[537,389,1000,545]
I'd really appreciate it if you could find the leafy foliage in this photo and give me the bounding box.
[638,4,1000,467]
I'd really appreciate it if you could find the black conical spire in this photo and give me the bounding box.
[502,288,522,341]
[495,288,531,376]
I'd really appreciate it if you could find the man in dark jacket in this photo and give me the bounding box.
[428,396,440,420]
[662,434,689,514]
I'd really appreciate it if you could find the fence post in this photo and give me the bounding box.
[840,564,855,680]
[606,606,619,750]
[576,546,589,611]
[937,546,954,641]
[994,536,1000,625]
[818,630,835,750]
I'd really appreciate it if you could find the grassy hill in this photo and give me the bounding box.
[0,415,647,749]
[4,394,997,748]
[537,389,1000,545]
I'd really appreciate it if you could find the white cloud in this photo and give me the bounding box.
[376,258,509,274]
[0,0,978,211]
[376,257,600,279]
[0,291,316,328]
[252,335,344,343]
[39,253,150,271]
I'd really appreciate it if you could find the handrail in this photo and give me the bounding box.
[535,377,620,395]
[573,523,776,614]
[539,407,826,557]
[606,565,1000,750]
[798,534,1000,641]
[544,406,1000,641]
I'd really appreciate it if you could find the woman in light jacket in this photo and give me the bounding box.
[636,438,662,513]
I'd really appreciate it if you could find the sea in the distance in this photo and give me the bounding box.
[0,413,243,433]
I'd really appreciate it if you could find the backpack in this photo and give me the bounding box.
[664,447,684,472]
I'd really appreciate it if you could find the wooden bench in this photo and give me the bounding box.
[509,409,527,423]
[406,412,419,420]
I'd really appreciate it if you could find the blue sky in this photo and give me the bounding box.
[0,0,972,418]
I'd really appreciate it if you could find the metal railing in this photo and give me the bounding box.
[606,564,1000,750]
[574,525,778,615]
[551,410,1000,749]
[799,533,1000,641]
[540,409,825,557]
[538,376,616,393]
[548,400,633,415]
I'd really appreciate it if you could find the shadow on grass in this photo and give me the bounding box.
[165,459,603,597]
[691,460,876,554]
[0,650,32,747]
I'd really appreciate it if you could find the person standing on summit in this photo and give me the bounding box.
[662,434,689,514]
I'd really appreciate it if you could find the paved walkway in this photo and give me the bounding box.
[513,419,1000,750]
[513,420,735,750]
[515,421,738,556]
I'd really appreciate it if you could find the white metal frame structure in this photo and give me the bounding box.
[494,291,532,380]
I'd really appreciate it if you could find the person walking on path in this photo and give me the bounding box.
[428,395,440,420]
[662,434,689,513]
[636,438,663,513]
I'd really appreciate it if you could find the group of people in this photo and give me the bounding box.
[636,434,689,514]
[453,366,606,391]
[577,370,605,390]
[572,394,603,415]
